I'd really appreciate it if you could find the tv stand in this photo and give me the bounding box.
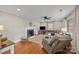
[38,30,46,34]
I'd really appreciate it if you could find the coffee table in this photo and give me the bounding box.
[0,40,14,54]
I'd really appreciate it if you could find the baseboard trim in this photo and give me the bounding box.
[13,39,21,43]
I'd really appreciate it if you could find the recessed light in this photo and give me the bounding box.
[17,8,21,11]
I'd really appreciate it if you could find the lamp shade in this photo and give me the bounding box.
[0,25,4,31]
[61,28,67,32]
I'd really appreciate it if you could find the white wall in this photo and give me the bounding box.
[65,11,76,50]
[0,11,27,42]
[26,20,40,34]
[61,8,79,52]
[53,21,62,30]
[61,19,67,30]
[34,21,62,30]
[75,6,79,53]
[27,18,63,31]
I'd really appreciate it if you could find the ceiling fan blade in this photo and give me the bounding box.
[41,16,52,20]
[47,17,52,19]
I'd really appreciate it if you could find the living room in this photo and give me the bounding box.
[0,5,79,54]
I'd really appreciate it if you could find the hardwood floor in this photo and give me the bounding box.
[3,40,47,54]
[3,40,75,54]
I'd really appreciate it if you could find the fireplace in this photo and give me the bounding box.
[27,29,34,37]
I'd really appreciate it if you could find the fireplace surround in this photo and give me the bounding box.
[27,29,34,37]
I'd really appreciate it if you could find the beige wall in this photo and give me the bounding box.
[65,11,76,50]
[75,6,79,53]
[61,6,79,53]
[0,11,27,42]
[39,21,62,30]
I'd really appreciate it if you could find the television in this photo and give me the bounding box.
[40,26,46,30]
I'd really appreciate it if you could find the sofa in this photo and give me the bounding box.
[42,34,72,54]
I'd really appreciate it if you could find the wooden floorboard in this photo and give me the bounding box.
[3,40,47,54]
[3,40,74,54]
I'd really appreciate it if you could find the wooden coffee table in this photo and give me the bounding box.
[0,40,14,54]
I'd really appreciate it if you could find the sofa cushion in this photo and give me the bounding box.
[52,39,72,53]
[44,36,52,44]
[49,36,58,46]
[51,39,59,49]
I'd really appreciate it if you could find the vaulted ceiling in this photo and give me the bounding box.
[0,5,75,22]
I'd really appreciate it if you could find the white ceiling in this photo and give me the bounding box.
[0,5,75,22]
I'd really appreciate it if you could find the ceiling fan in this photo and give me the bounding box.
[42,16,52,20]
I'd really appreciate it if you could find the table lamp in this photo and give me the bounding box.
[61,28,67,34]
[0,25,4,48]
[0,25,4,37]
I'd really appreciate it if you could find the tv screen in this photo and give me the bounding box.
[40,26,45,30]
